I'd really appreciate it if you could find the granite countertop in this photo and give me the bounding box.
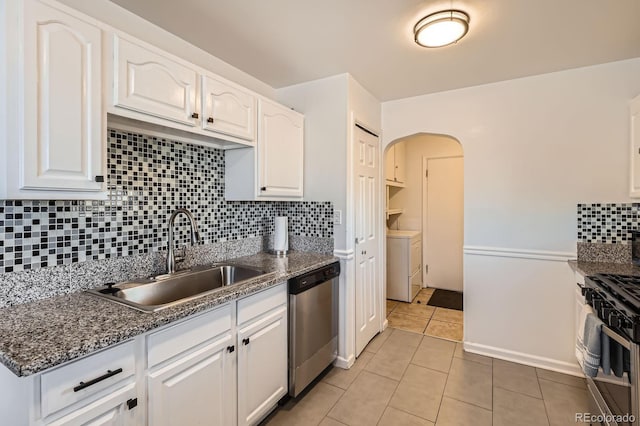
[0,251,337,377]
[568,260,640,277]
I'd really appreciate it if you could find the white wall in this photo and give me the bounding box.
[382,58,640,373]
[276,74,349,248]
[56,0,275,98]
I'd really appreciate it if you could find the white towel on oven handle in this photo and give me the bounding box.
[576,304,603,377]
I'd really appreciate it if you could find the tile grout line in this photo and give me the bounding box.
[433,346,456,425]
[375,333,426,425]
[535,369,553,425]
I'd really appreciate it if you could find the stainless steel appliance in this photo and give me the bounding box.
[288,262,340,397]
[582,274,640,425]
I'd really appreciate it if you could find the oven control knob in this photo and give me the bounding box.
[593,298,603,311]
[609,312,622,329]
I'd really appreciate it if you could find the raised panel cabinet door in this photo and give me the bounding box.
[113,35,198,127]
[393,141,406,184]
[257,99,304,198]
[22,1,104,191]
[45,383,138,426]
[202,75,256,142]
[147,333,236,426]
[384,145,395,182]
[237,305,287,426]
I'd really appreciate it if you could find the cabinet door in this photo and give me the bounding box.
[393,141,406,184]
[113,35,198,127]
[385,146,395,182]
[147,333,236,426]
[257,99,304,198]
[22,1,104,192]
[202,75,256,142]
[45,383,138,426]
[237,305,288,426]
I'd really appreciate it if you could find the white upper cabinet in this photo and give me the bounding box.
[257,98,304,198]
[0,0,106,198]
[225,98,304,200]
[385,143,405,186]
[630,94,640,197]
[202,75,256,143]
[112,35,199,127]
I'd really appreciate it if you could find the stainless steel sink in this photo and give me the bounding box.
[86,264,268,312]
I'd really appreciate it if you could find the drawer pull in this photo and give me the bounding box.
[242,338,250,345]
[73,368,123,392]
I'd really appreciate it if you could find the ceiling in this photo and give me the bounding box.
[109,0,640,101]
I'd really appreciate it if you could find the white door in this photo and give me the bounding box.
[113,35,198,127]
[202,75,256,142]
[424,156,464,291]
[257,99,304,198]
[22,1,104,192]
[354,126,381,356]
[237,306,288,426]
[147,334,236,426]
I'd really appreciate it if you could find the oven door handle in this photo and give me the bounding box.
[602,324,631,350]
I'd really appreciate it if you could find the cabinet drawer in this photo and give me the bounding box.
[41,341,135,418]
[237,283,287,325]
[147,304,231,368]
[44,382,137,425]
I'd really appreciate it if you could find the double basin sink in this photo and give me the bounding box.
[87,264,270,312]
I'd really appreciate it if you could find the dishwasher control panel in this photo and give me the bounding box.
[288,262,340,294]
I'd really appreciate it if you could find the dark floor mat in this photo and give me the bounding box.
[427,289,463,311]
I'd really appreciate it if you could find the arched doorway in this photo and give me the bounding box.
[383,133,464,341]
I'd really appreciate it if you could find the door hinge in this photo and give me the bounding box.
[425,169,428,178]
[425,265,429,273]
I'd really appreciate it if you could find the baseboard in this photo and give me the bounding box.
[334,354,355,369]
[382,319,389,330]
[463,341,584,377]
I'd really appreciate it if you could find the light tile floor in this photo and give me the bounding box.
[263,328,590,426]
[387,289,463,341]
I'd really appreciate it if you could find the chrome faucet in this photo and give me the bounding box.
[166,208,201,274]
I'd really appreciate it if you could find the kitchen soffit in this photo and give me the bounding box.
[108,0,640,101]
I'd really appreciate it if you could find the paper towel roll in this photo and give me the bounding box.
[274,216,289,252]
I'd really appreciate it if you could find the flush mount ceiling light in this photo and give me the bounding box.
[414,10,470,48]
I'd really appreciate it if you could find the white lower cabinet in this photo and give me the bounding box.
[237,305,288,426]
[0,284,288,425]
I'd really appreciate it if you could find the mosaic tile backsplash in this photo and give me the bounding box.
[0,129,333,274]
[577,203,640,244]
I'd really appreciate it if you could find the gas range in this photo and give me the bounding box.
[584,274,640,343]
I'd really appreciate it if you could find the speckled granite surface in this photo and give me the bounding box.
[0,251,337,377]
[0,235,330,308]
[576,242,631,263]
[568,260,640,277]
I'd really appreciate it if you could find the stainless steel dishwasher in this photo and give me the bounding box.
[288,261,340,397]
